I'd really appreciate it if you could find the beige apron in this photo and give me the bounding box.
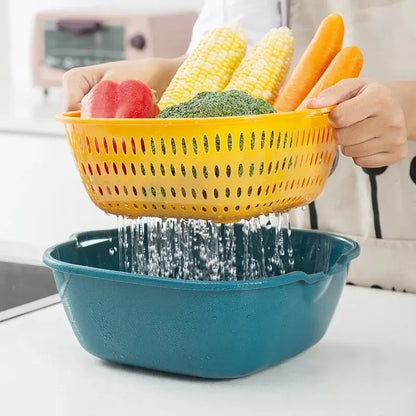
[290,0,416,292]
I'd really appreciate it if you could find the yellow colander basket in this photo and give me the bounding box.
[57,108,336,223]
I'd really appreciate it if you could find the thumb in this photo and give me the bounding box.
[307,78,371,108]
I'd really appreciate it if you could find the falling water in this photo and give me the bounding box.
[116,213,295,280]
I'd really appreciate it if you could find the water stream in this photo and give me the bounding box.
[115,213,295,280]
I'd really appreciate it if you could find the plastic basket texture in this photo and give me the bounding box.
[43,226,359,379]
[56,108,336,223]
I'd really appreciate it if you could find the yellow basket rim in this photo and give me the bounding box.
[55,107,334,126]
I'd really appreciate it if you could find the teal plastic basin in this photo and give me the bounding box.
[43,226,359,379]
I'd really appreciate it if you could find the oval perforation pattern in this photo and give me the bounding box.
[65,110,336,222]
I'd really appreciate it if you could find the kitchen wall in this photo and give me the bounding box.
[8,0,203,85]
[0,0,11,82]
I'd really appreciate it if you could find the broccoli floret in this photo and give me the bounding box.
[156,90,276,119]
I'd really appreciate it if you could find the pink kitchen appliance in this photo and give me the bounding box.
[32,10,197,92]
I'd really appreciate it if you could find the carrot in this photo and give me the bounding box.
[273,13,344,112]
[297,46,364,109]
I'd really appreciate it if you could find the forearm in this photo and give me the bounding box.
[63,55,185,111]
[385,81,416,141]
[100,55,186,99]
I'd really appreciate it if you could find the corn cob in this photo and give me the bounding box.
[224,27,294,104]
[158,23,247,110]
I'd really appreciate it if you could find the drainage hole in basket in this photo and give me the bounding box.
[192,137,198,154]
[215,133,220,152]
[274,160,280,173]
[123,186,128,195]
[112,138,117,154]
[213,189,219,199]
[203,166,209,179]
[150,137,156,155]
[239,132,244,151]
[131,137,136,154]
[131,163,136,175]
[250,132,255,150]
[121,138,127,154]
[248,186,253,196]
[225,187,230,198]
[161,187,166,197]
[276,132,281,149]
[227,133,232,151]
[192,166,197,178]
[98,186,103,196]
[181,187,187,197]
[160,164,166,176]
[171,137,177,154]
[260,131,266,149]
[150,163,156,176]
[203,134,209,152]
[104,162,109,174]
[238,163,243,177]
[86,137,91,153]
[191,188,197,199]
[94,137,100,153]
[202,190,207,199]
[214,165,220,178]
[103,137,108,154]
[114,185,120,195]
[226,165,231,177]
[113,162,118,175]
[160,137,166,154]
[122,163,127,175]
[181,164,186,177]
[181,137,187,155]
[142,187,147,197]
[151,187,156,197]
[269,131,274,148]
[140,138,146,154]
[132,186,138,196]
[249,163,255,176]
[171,187,176,197]
[259,162,264,175]
[88,163,93,175]
[140,163,146,176]
[170,164,176,176]
[237,187,242,197]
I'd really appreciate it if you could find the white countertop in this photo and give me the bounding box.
[1,285,415,416]
[0,84,64,136]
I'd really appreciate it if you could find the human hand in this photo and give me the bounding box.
[307,78,408,168]
[62,56,184,112]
